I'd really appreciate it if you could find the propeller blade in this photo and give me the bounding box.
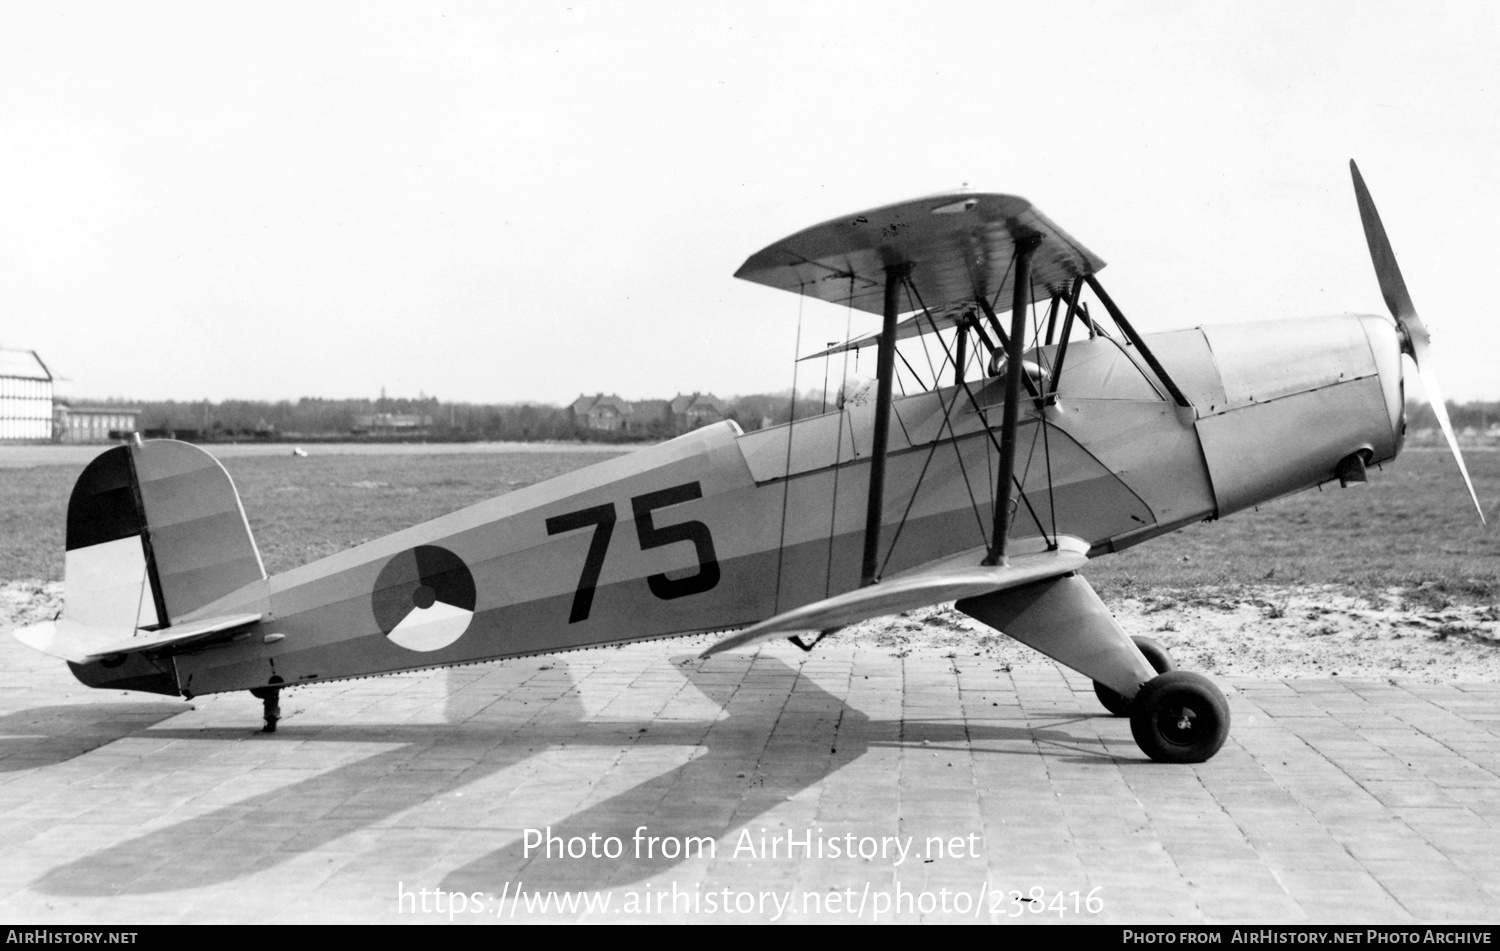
[1350,159,1419,324]
[1350,160,1485,523]
[1410,335,1486,524]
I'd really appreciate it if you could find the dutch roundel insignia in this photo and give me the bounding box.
[372,545,477,652]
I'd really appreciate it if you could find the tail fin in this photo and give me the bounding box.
[16,440,266,673]
[65,439,265,628]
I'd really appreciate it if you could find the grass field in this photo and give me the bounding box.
[0,448,631,580]
[1088,448,1499,605]
[1,445,1495,606]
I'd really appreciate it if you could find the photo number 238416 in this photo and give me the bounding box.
[545,480,721,623]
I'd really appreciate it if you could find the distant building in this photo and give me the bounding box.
[570,391,730,436]
[352,412,434,437]
[568,393,628,433]
[586,394,633,432]
[54,403,142,443]
[0,348,54,441]
[672,392,728,431]
[569,393,599,420]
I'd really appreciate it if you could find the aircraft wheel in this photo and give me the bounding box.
[1093,636,1175,716]
[1131,636,1175,673]
[1129,671,1230,764]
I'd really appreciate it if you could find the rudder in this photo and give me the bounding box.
[64,439,265,632]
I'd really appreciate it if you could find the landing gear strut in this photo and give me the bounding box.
[250,686,281,733]
[1094,636,1173,716]
[957,573,1231,763]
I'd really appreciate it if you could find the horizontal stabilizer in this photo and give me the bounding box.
[13,613,262,664]
[84,613,263,660]
[13,620,99,664]
[700,542,1087,657]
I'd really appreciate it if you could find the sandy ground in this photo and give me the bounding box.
[5,579,1497,683]
[823,587,1500,683]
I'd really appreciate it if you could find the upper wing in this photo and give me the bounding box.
[736,191,1105,318]
[700,539,1088,657]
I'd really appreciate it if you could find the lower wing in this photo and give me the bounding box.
[700,536,1088,656]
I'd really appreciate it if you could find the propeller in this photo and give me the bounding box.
[1350,160,1485,524]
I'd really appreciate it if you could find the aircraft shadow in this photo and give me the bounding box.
[438,654,866,893]
[438,663,1112,893]
[0,702,185,773]
[34,655,1114,897]
[33,661,588,897]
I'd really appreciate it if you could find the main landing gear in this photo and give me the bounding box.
[956,574,1231,764]
[1092,637,1229,764]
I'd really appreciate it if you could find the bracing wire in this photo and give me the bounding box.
[921,315,990,544]
[988,252,1017,317]
[134,561,155,630]
[878,284,990,576]
[1018,275,1060,546]
[877,280,956,572]
[772,286,805,613]
[824,275,857,598]
[1031,278,1059,546]
[992,272,1055,548]
[896,349,924,392]
[905,280,1051,550]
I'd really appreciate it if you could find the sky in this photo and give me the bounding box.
[1,1,1495,406]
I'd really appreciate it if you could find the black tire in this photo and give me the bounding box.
[1129,671,1230,764]
[1093,680,1134,716]
[1131,636,1175,673]
[1093,636,1176,716]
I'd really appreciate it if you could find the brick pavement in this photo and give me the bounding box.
[0,631,1496,924]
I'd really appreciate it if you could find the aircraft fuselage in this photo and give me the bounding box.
[69,312,1406,699]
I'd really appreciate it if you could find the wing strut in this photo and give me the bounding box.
[984,235,1042,565]
[1083,275,1192,409]
[953,322,967,386]
[1047,277,1086,402]
[975,296,1042,401]
[859,263,911,586]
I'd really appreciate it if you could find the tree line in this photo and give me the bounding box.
[78,392,835,443]
[1405,401,1500,433]
[65,394,1500,443]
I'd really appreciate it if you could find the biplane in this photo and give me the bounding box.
[14,162,1482,764]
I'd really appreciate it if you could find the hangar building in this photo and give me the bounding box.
[0,348,54,441]
[53,403,142,443]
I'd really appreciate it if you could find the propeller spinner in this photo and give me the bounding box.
[1350,160,1485,524]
